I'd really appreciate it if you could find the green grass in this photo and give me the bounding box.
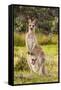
[14,32,58,46]
[14,44,58,84]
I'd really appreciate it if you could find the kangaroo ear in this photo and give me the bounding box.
[27,16,32,23]
[32,19,36,23]
[28,19,32,24]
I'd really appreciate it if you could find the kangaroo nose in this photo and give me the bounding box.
[31,28,33,30]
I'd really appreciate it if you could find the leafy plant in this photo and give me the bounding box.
[14,56,30,71]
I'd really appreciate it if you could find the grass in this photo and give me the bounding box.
[14,44,58,85]
[14,32,58,46]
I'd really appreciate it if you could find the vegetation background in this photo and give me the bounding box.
[13,5,59,84]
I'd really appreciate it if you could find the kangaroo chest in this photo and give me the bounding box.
[27,33,35,50]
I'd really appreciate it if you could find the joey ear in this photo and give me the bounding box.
[32,19,36,24]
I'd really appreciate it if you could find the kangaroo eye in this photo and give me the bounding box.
[29,25,31,27]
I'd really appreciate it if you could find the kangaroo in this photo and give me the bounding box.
[25,18,38,54]
[25,18,47,75]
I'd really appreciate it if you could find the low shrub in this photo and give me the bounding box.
[14,32,58,46]
[14,56,30,71]
[14,32,25,46]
